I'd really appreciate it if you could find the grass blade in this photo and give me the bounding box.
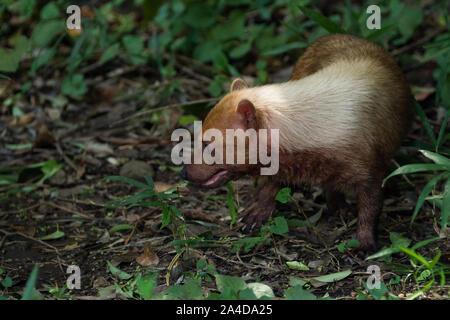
[413,100,437,147]
[366,24,394,41]
[21,265,39,300]
[419,150,450,166]
[399,247,430,269]
[298,6,346,34]
[410,172,448,225]
[383,163,450,186]
[411,237,441,250]
[436,107,450,150]
[441,178,450,229]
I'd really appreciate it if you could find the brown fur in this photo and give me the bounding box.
[183,34,413,251]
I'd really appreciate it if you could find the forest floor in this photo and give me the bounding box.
[1,7,449,299]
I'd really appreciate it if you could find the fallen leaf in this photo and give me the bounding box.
[33,124,55,148]
[9,112,35,127]
[154,181,177,193]
[136,244,159,267]
[85,141,113,157]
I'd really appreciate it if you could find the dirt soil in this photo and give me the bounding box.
[1,45,449,301]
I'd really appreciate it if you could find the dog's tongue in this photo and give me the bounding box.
[203,170,228,186]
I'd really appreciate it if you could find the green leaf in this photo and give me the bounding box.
[420,150,450,166]
[366,247,401,260]
[38,160,62,184]
[383,163,450,186]
[178,115,198,126]
[232,237,268,253]
[298,6,346,34]
[289,277,307,287]
[5,143,32,150]
[436,107,450,149]
[411,237,440,250]
[41,2,60,20]
[14,35,29,57]
[390,232,411,248]
[275,187,291,203]
[399,247,430,269]
[215,274,247,295]
[21,265,39,300]
[1,276,12,288]
[246,282,275,299]
[366,24,394,41]
[269,216,289,235]
[184,4,215,29]
[285,285,317,300]
[288,209,323,227]
[286,261,310,271]
[262,41,307,56]
[165,279,203,300]
[363,281,388,300]
[100,43,120,65]
[309,270,352,283]
[61,73,87,99]
[0,49,19,72]
[211,11,245,41]
[347,238,360,248]
[441,178,450,229]
[229,42,252,59]
[123,35,144,54]
[39,230,64,241]
[429,252,441,269]
[107,261,132,280]
[19,0,36,20]
[31,48,57,75]
[411,172,448,225]
[413,100,436,146]
[31,19,64,47]
[398,6,423,40]
[108,224,134,234]
[406,280,434,300]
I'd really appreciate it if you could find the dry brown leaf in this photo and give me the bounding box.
[154,181,177,193]
[33,124,55,148]
[136,244,159,267]
[8,112,35,127]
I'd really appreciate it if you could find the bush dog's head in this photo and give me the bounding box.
[181,78,266,188]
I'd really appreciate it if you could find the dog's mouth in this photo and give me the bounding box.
[202,169,230,188]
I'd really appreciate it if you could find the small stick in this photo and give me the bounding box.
[0,229,59,254]
[111,98,218,127]
[44,201,94,219]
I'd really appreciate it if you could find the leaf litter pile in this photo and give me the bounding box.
[0,2,449,300]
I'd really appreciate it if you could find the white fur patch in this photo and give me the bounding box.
[234,59,388,152]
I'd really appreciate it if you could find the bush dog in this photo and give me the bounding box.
[181,34,412,251]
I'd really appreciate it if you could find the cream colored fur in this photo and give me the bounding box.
[232,58,395,152]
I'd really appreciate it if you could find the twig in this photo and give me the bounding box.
[110,97,218,127]
[0,229,60,254]
[44,201,94,219]
[55,141,78,172]
[392,28,445,57]
[0,203,40,216]
[391,159,415,188]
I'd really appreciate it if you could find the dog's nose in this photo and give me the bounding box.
[180,167,187,180]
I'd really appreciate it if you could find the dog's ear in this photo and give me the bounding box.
[230,78,249,92]
[236,99,256,128]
